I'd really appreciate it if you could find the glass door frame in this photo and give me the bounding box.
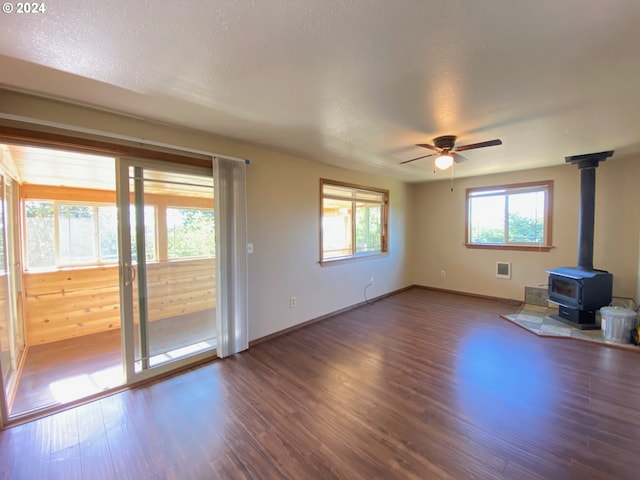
[0,172,26,426]
[116,156,217,384]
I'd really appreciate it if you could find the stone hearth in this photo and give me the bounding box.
[502,287,639,352]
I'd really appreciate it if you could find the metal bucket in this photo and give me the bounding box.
[600,306,638,344]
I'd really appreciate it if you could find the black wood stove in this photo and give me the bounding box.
[547,151,614,329]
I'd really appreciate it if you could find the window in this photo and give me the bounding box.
[58,204,97,265]
[166,207,215,259]
[321,179,388,263]
[127,205,158,263]
[24,200,157,270]
[25,201,56,269]
[465,181,553,251]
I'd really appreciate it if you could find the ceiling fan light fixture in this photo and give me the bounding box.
[435,153,454,170]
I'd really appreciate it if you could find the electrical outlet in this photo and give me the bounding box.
[247,243,254,254]
[441,270,446,278]
[290,296,297,308]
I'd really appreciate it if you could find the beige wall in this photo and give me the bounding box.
[247,152,410,339]
[0,90,411,342]
[637,222,640,304]
[595,154,640,303]
[409,156,640,303]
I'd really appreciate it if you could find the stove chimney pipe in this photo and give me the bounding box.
[565,150,613,271]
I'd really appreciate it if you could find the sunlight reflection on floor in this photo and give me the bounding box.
[144,341,215,369]
[49,365,123,403]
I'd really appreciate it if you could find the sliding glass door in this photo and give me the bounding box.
[0,175,25,417]
[0,146,223,426]
[116,158,216,380]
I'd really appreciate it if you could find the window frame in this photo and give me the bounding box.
[23,199,159,271]
[465,180,553,252]
[320,179,389,265]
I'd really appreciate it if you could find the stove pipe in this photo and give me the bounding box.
[565,150,614,271]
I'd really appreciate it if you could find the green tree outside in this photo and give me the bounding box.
[167,208,215,259]
[472,212,543,244]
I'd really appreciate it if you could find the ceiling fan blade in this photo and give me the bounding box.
[416,143,440,152]
[399,152,437,164]
[452,152,469,164]
[454,139,502,152]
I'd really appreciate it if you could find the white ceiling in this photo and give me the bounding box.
[1,0,639,182]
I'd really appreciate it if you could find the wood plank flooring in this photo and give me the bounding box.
[10,309,215,415]
[2,288,640,479]
[11,329,123,415]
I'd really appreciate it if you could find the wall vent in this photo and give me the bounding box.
[496,261,511,279]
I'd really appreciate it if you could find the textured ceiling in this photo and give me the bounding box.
[1,0,639,182]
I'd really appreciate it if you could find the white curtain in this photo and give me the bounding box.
[214,157,249,357]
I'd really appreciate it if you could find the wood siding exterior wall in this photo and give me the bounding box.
[23,258,216,345]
